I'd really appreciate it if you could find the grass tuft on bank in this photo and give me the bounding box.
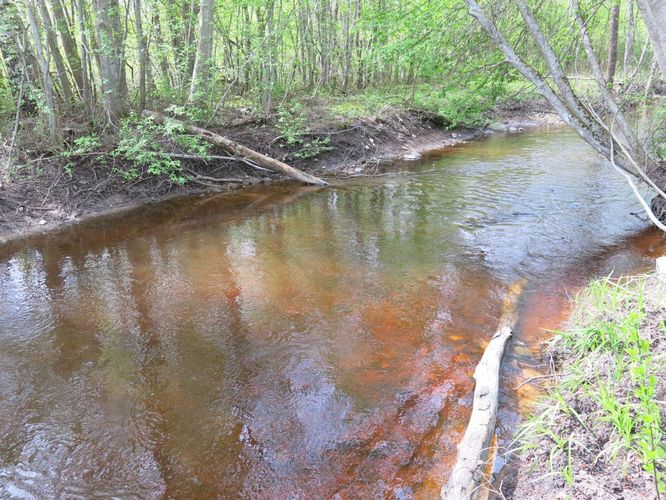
[514,274,666,499]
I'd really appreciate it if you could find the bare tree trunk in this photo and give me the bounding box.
[573,1,639,156]
[341,0,352,91]
[645,57,658,98]
[24,0,58,141]
[0,0,32,110]
[262,0,275,114]
[441,330,510,500]
[51,0,84,93]
[184,0,199,86]
[636,0,666,75]
[515,0,590,126]
[465,0,611,161]
[441,280,523,500]
[466,0,665,232]
[606,3,620,85]
[628,35,650,81]
[36,0,74,102]
[151,9,173,87]
[19,20,42,85]
[188,0,215,102]
[92,0,125,121]
[623,0,634,71]
[132,0,147,111]
[76,0,92,116]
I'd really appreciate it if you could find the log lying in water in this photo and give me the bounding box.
[441,280,524,500]
[441,326,511,500]
[141,110,328,186]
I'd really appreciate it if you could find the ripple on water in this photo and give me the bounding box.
[0,128,662,497]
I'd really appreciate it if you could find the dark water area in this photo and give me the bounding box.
[1,128,664,498]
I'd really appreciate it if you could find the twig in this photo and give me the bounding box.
[163,152,270,171]
[39,171,63,209]
[184,168,245,183]
[514,373,561,390]
[608,123,666,232]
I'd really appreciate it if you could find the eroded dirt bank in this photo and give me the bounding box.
[0,100,561,244]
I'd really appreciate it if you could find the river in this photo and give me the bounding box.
[0,128,663,498]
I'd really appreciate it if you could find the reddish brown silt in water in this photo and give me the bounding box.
[0,129,664,498]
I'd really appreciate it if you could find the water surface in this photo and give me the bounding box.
[1,128,663,498]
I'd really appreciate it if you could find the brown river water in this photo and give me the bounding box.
[1,128,664,498]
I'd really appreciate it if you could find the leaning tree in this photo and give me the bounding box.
[465,0,666,230]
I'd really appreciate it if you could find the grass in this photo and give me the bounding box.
[516,274,666,498]
[324,81,543,129]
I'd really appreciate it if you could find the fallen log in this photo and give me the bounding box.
[142,110,328,186]
[441,280,524,500]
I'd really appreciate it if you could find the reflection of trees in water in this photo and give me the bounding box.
[2,139,659,496]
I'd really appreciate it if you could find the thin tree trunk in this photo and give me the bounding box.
[36,0,74,102]
[133,0,147,111]
[151,9,173,87]
[51,0,84,93]
[184,0,199,85]
[465,0,613,166]
[75,0,92,117]
[24,0,58,141]
[606,3,620,85]
[636,0,666,75]
[645,57,658,98]
[515,0,591,127]
[466,0,665,232]
[262,0,275,114]
[0,0,32,110]
[628,35,650,80]
[573,1,639,157]
[623,0,634,71]
[188,0,215,102]
[19,24,42,85]
[341,0,352,91]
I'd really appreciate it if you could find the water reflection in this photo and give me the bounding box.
[0,129,663,497]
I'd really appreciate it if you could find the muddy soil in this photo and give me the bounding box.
[0,100,560,244]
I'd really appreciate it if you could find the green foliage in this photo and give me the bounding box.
[276,103,333,158]
[55,135,101,175]
[518,276,666,496]
[63,135,102,157]
[295,137,333,159]
[0,86,13,118]
[164,104,208,123]
[161,107,210,156]
[112,114,188,184]
[418,88,494,129]
[276,103,308,145]
[327,80,515,130]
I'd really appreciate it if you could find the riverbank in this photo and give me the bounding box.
[0,96,560,244]
[0,114,659,497]
[507,270,666,499]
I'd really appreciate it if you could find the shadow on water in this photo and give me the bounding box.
[1,128,664,497]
